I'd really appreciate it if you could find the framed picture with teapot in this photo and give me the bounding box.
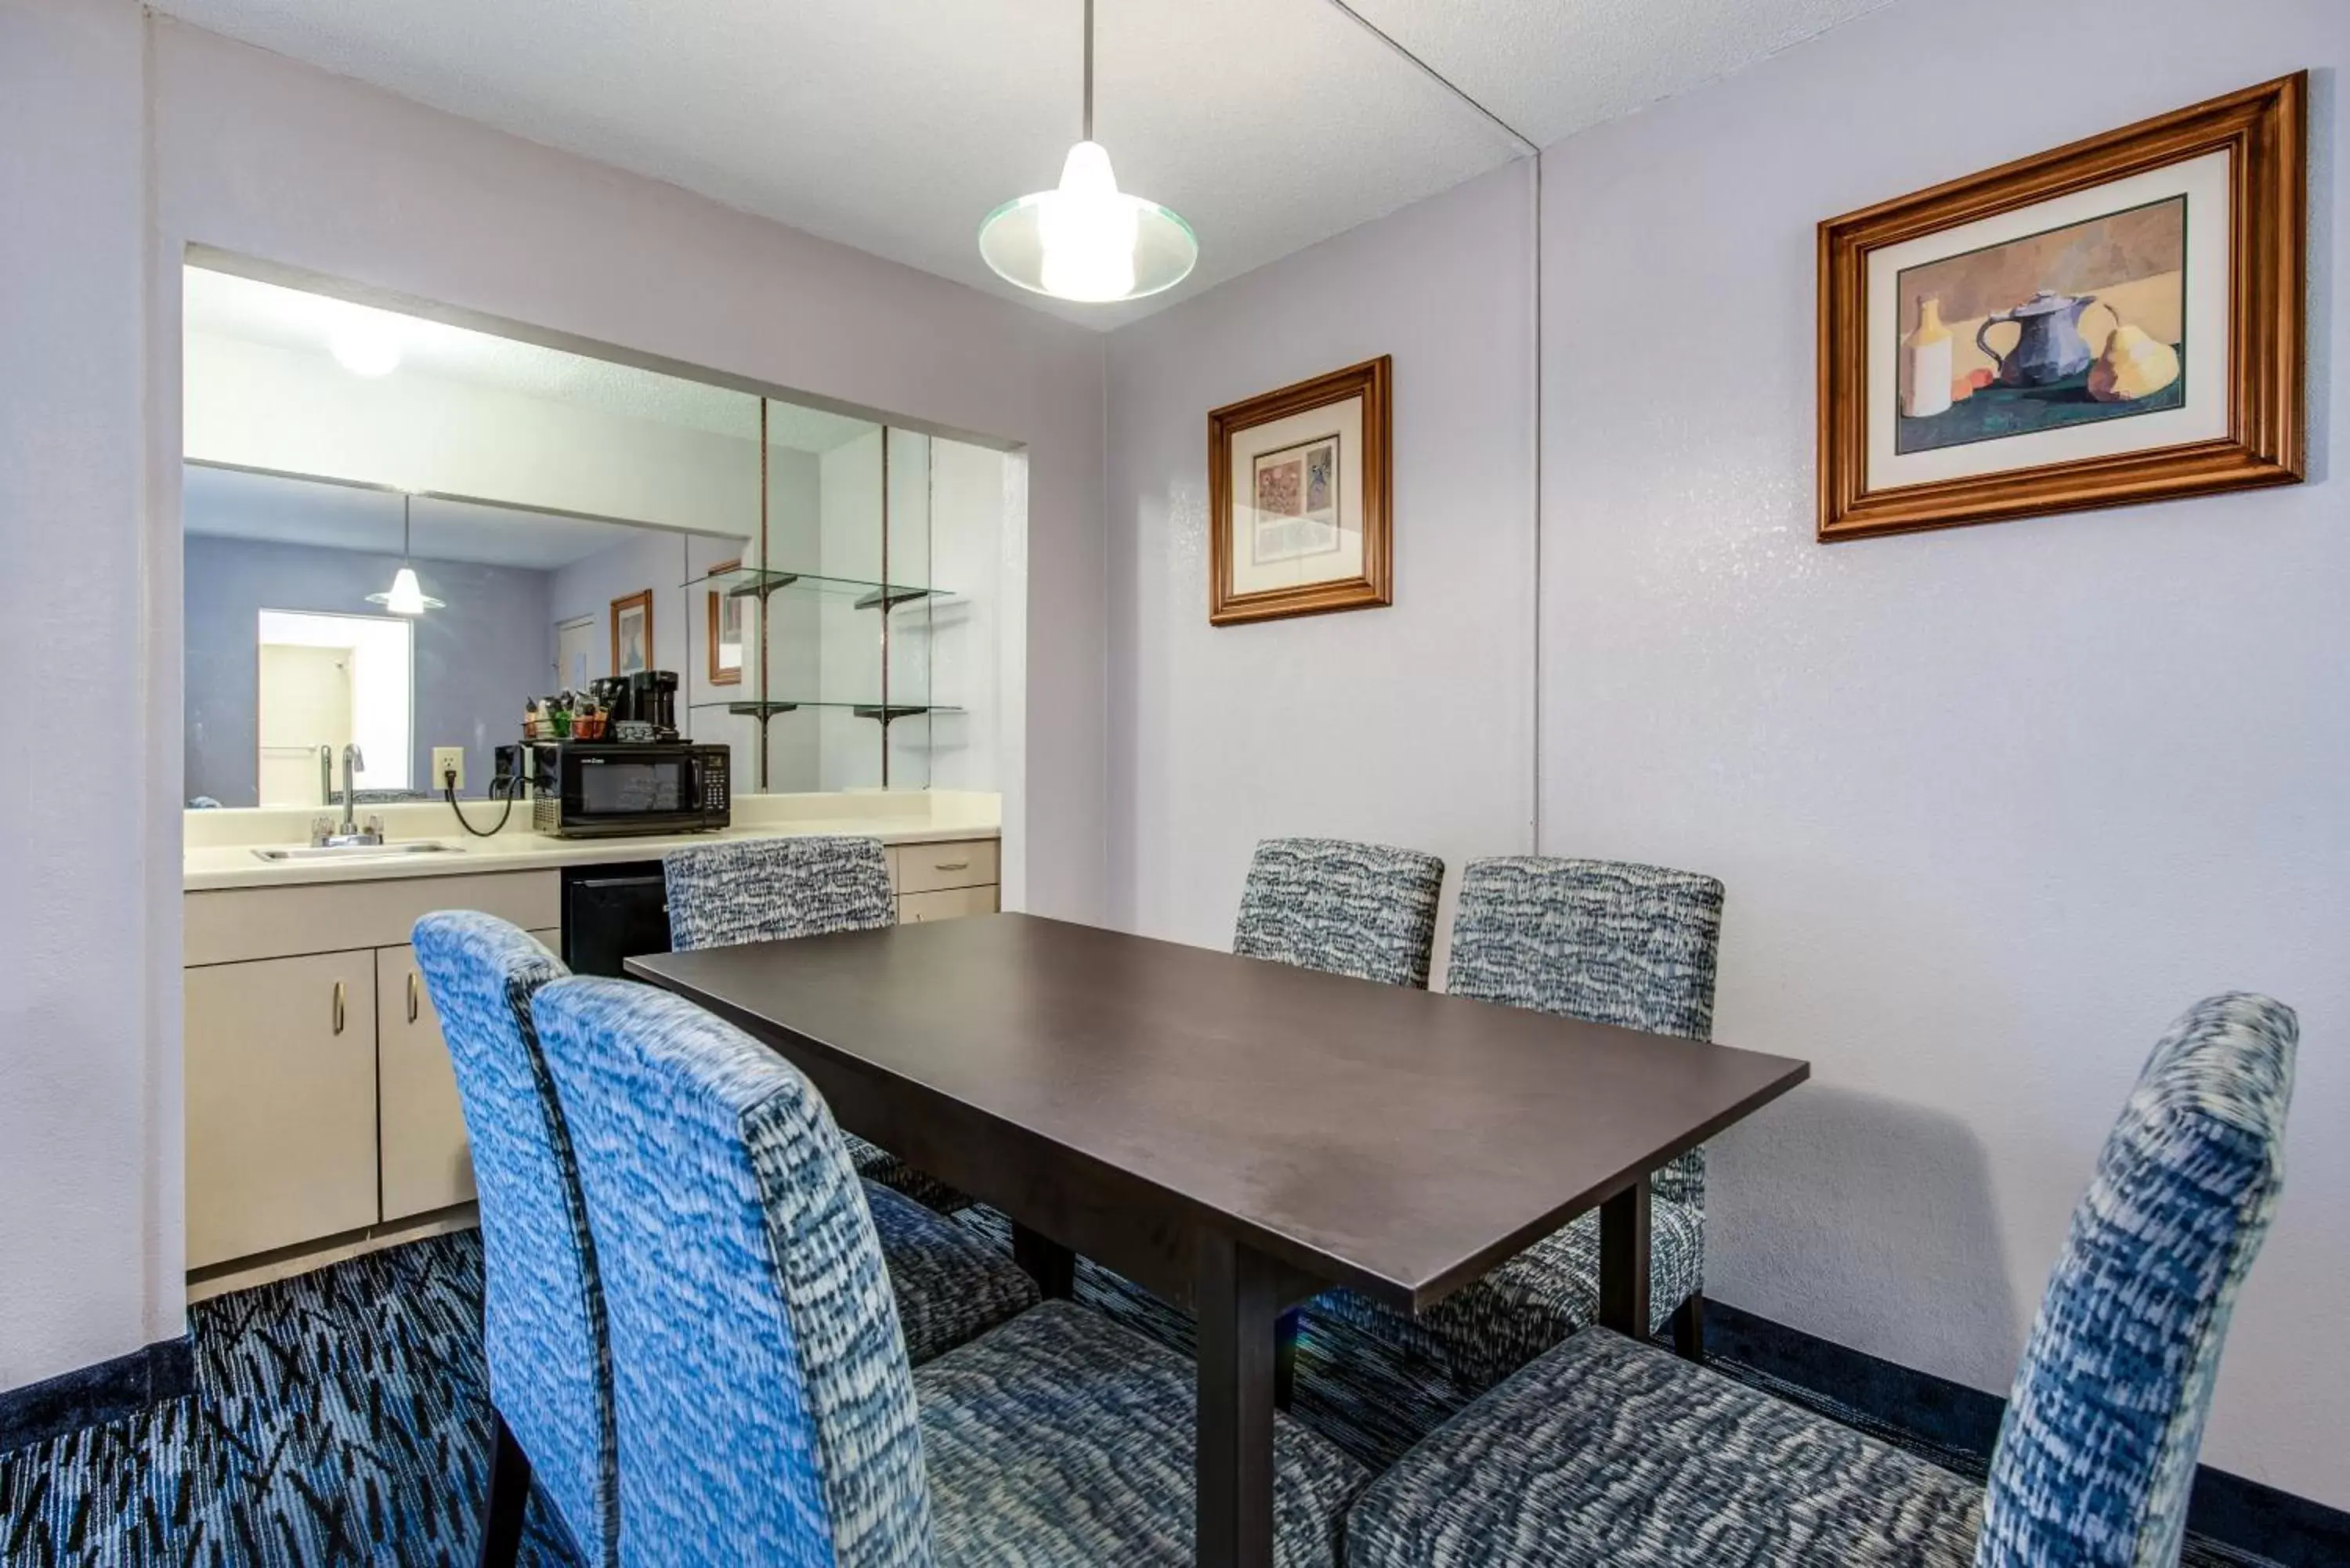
[1817,73,2305,541]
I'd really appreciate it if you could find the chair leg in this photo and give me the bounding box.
[1273,1306,1301,1409]
[1670,1292,1705,1362]
[476,1407,531,1568]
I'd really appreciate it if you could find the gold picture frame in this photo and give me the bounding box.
[706,561,743,686]
[1818,73,2305,541]
[1208,356,1392,625]
[609,589,653,677]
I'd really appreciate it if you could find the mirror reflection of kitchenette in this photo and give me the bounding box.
[179,262,1014,1293]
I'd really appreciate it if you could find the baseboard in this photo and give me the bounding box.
[0,1337,195,1457]
[1705,1299,2350,1568]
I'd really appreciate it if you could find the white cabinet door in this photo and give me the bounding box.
[185,952,379,1269]
[376,944,476,1221]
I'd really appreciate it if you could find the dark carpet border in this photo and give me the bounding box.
[0,1336,195,1457]
[1705,1299,2350,1568]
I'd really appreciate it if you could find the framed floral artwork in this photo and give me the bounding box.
[1208,356,1392,625]
[1817,74,2305,540]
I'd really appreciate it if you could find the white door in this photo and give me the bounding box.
[258,642,354,806]
[555,615,596,691]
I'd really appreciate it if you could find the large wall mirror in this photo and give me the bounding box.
[182,265,1010,810]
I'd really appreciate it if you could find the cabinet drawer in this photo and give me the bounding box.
[185,952,380,1269]
[898,885,998,924]
[186,870,561,966]
[894,839,999,894]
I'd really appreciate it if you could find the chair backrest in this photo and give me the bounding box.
[1444,857,1723,1039]
[1231,836,1444,988]
[1975,992,2297,1568]
[665,835,895,952]
[532,975,934,1567]
[410,912,614,1566]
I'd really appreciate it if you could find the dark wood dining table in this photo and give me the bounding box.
[629,912,1809,1568]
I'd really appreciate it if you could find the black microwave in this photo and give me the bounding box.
[527,741,731,838]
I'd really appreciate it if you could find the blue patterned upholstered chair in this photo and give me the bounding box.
[416,912,1036,1566]
[664,834,967,1212]
[532,974,1368,1566]
[1319,857,1723,1387]
[411,912,612,1568]
[1343,991,2298,1567]
[1232,837,1446,989]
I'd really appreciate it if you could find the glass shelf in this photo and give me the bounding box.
[684,565,950,609]
[692,699,963,721]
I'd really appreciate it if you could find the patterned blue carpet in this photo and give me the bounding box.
[0,1225,2278,1566]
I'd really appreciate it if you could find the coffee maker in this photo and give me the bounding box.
[624,670,678,738]
[588,670,679,740]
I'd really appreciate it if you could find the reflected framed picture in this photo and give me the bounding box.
[1818,73,2305,541]
[706,561,744,686]
[610,589,653,677]
[1209,356,1390,625]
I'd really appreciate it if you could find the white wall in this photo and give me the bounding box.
[1105,162,1538,959]
[1538,0,2347,1507]
[1102,0,2348,1508]
[0,0,166,1391]
[185,331,761,534]
[2,2,1107,1398]
[924,439,1010,793]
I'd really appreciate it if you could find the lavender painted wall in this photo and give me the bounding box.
[183,535,551,806]
[1105,162,1538,962]
[1105,0,2348,1506]
[2,2,1104,1396]
[1539,0,2345,1505]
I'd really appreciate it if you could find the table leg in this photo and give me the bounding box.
[1196,1230,1279,1568]
[1272,1306,1301,1409]
[1011,1222,1075,1299]
[1597,1172,1652,1339]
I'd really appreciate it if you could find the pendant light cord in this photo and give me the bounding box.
[1082,0,1094,141]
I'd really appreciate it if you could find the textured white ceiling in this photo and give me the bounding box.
[183,463,677,571]
[154,0,1886,326]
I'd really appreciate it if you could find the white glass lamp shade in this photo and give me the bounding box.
[979,141,1196,303]
[366,565,443,616]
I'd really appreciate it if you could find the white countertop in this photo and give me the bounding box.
[183,791,1000,892]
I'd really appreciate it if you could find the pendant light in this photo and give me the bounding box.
[978,0,1196,303]
[366,494,444,615]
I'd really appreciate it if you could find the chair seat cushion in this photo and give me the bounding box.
[848,1130,973,1214]
[1320,1196,1705,1390]
[918,1301,1368,1566]
[1347,1328,1983,1567]
[862,1180,1039,1365]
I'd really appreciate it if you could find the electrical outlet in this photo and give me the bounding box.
[432,746,465,792]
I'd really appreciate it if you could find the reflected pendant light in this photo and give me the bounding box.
[978,0,1196,303]
[365,494,445,615]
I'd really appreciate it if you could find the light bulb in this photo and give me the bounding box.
[329,313,403,377]
[978,144,1195,303]
[1039,143,1141,303]
[383,566,426,615]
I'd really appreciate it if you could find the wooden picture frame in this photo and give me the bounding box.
[1818,73,2305,542]
[705,561,743,686]
[1208,356,1392,625]
[609,589,653,677]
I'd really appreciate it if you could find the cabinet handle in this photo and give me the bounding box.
[407,971,420,1024]
[933,860,970,872]
[333,980,346,1035]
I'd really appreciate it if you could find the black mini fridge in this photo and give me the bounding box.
[561,861,672,977]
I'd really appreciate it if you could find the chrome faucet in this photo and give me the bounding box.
[312,745,385,848]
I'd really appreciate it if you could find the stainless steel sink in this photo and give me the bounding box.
[252,842,466,863]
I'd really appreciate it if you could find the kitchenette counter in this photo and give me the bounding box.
[183,789,1001,891]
